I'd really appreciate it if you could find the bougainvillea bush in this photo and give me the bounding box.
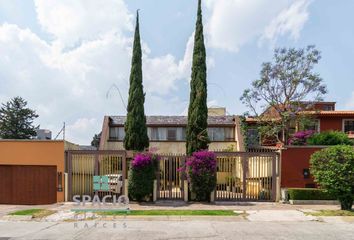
[185,151,217,201]
[128,152,159,201]
[288,130,315,145]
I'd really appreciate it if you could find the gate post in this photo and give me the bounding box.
[184,180,188,202]
[242,155,247,200]
[153,180,157,202]
[122,152,127,195]
[67,151,73,201]
[271,154,277,201]
[64,173,68,202]
[210,190,215,203]
[94,152,99,197]
[156,156,161,200]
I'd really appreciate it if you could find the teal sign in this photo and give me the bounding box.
[93,176,109,191]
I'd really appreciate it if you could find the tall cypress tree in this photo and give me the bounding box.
[124,11,149,151]
[186,0,209,155]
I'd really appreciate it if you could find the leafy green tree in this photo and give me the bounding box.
[310,145,354,210]
[240,46,327,144]
[124,11,149,151]
[186,0,209,155]
[91,133,101,148]
[0,97,39,139]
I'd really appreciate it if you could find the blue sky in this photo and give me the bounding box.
[0,0,354,144]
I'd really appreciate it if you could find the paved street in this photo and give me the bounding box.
[0,203,353,239]
[0,218,354,240]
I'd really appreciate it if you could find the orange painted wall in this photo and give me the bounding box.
[319,117,343,132]
[281,146,326,188]
[0,140,65,202]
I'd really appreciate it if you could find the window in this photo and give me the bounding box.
[301,119,320,132]
[148,127,186,141]
[323,105,334,111]
[208,128,234,141]
[247,128,260,146]
[180,127,186,140]
[167,128,177,141]
[109,127,125,140]
[343,119,354,133]
[149,127,167,141]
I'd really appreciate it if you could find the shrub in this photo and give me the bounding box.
[307,131,353,146]
[287,188,336,200]
[128,152,158,201]
[288,130,315,145]
[310,145,354,210]
[185,151,217,201]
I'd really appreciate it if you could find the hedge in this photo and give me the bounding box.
[307,131,353,146]
[287,188,336,200]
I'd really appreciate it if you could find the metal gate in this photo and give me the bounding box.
[157,155,186,200]
[66,150,127,201]
[215,152,279,201]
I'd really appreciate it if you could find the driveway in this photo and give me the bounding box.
[0,219,353,240]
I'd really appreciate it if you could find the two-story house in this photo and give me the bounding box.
[99,108,244,154]
[246,101,354,146]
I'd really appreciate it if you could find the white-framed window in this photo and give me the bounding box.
[149,127,167,141]
[148,127,186,141]
[109,127,125,140]
[323,105,334,111]
[343,119,354,133]
[207,127,234,141]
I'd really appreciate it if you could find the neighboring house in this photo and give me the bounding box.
[99,108,244,154]
[0,140,79,205]
[246,101,354,146]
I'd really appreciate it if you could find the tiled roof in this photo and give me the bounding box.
[246,111,354,122]
[301,111,354,116]
[109,115,235,126]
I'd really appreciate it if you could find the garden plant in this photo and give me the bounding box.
[307,131,353,146]
[184,150,217,201]
[310,145,354,210]
[128,152,159,201]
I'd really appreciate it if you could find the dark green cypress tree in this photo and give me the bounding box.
[124,11,149,151]
[186,0,209,155]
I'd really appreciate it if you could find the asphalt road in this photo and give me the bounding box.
[0,219,353,240]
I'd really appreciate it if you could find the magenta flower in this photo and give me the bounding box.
[131,152,159,169]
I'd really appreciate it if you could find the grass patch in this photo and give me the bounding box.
[9,209,56,218]
[95,210,237,216]
[306,210,354,217]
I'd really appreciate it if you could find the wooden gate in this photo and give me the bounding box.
[157,155,186,200]
[66,150,126,201]
[215,152,279,201]
[0,165,57,205]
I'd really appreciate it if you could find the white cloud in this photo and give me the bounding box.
[0,0,312,145]
[65,118,99,144]
[34,0,133,46]
[0,1,194,144]
[261,0,312,44]
[205,0,312,52]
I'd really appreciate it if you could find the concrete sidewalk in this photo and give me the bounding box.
[0,201,341,218]
[1,201,352,224]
